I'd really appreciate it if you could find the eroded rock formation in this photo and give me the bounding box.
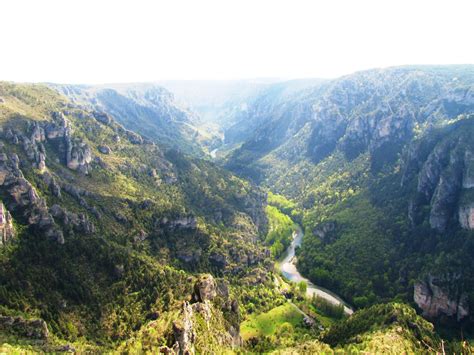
[414,275,469,321]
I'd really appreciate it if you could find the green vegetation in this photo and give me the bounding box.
[321,303,441,353]
[241,302,317,352]
[240,303,304,341]
[264,205,296,258]
[309,295,345,320]
[2,67,474,353]
[270,303,445,354]
[0,82,272,350]
[268,191,302,222]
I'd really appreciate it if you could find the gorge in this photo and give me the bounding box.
[0,65,473,353]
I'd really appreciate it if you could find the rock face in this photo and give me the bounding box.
[404,126,474,231]
[414,275,469,321]
[459,204,474,229]
[45,112,69,139]
[0,153,64,244]
[156,215,198,231]
[462,150,474,188]
[172,302,196,355]
[0,202,15,246]
[0,315,49,339]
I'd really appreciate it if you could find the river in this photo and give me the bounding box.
[278,225,354,315]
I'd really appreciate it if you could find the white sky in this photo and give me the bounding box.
[1,0,473,84]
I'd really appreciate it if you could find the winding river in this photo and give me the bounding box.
[278,225,354,315]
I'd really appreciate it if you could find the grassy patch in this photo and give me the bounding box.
[240,303,303,341]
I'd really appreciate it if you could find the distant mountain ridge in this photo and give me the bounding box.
[50,82,213,155]
[221,65,474,324]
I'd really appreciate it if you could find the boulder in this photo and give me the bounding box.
[303,315,316,328]
[192,274,217,303]
[98,145,111,154]
[93,111,113,125]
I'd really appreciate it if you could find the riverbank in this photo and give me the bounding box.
[277,225,354,315]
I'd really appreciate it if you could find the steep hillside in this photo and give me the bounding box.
[0,82,273,350]
[275,303,443,354]
[224,66,474,325]
[50,83,213,155]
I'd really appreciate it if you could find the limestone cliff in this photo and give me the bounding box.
[414,275,469,321]
[0,202,15,246]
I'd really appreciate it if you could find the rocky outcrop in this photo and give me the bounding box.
[66,134,92,174]
[165,275,241,354]
[428,142,464,231]
[458,204,474,229]
[237,189,268,235]
[98,145,111,154]
[45,112,69,139]
[46,112,94,174]
[125,130,144,145]
[405,125,473,231]
[462,150,474,188]
[61,183,101,218]
[0,202,15,246]
[42,171,61,197]
[0,315,49,339]
[29,122,46,143]
[92,111,113,126]
[192,274,217,303]
[22,137,47,172]
[177,249,202,265]
[49,204,95,235]
[313,221,337,244]
[0,153,64,243]
[156,215,198,231]
[414,275,469,321]
[171,302,196,355]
